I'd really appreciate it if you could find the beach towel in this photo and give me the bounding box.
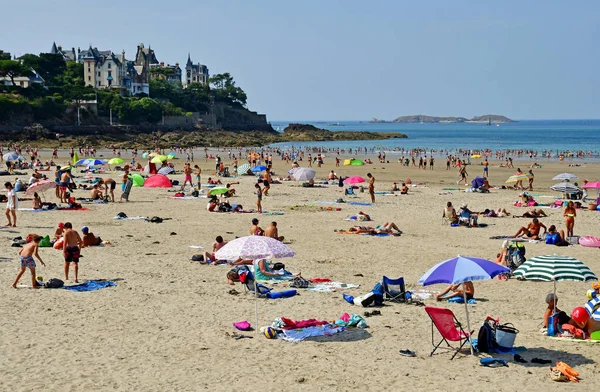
[308,282,360,293]
[169,196,207,200]
[447,297,477,304]
[279,324,346,342]
[347,202,374,206]
[63,280,116,292]
[58,207,90,211]
[114,215,148,221]
[263,212,284,216]
[18,208,49,212]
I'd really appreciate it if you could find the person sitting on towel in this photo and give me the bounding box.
[254,258,299,281]
[443,201,459,224]
[90,184,103,200]
[203,236,228,264]
[81,226,110,247]
[392,182,399,192]
[436,281,474,301]
[543,293,571,328]
[265,221,284,242]
[400,183,409,194]
[513,218,546,240]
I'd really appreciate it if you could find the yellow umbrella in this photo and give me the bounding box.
[108,158,124,165]
[151,155,168,164]
[471,154,482,159]
[506,174,531,183]
[148,152,159,158]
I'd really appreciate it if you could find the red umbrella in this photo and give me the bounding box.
[343,176,365,185]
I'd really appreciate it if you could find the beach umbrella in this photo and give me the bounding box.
[215,236,296,330]
[553,173,578,182]
[151,155,168,164]
[237,163,251,175]
[129,173,145,187]
[550,182,580,199]
[108,158,124,165]
[85,159,106,167]
[292,167,316,181]
[166,155,175,160]
[72,152,78,166]
[506,174,530,183]
[208,187,229,196]
[142,152,149,159]
[143,174,171,188]
[3,152,19,162]
[513,254,597,317]
[75,159,88,165]
[583,182,600,189]
[343,176,365,184]
[251,165,267,173]
[288,167,299,175]
[472,177,485,189]
[168,152,176,157]
[471,154,482,159]
[350,160,364,166]
[585,297,600,322]
[418,255,510,355]
[157,166,174,175]
[25,180,56,196]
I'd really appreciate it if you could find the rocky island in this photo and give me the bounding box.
[370,114,515,123]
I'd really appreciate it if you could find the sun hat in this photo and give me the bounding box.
[58,222,64,228]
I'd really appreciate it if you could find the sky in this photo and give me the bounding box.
[3,0,599,121]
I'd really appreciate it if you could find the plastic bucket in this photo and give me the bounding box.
[496,323,519,348]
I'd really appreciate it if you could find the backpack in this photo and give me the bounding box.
[149,216,163,223]
[116,212,128,219]
[477,318,498,353]
[191,254,204,262]
[191,190,199,197]
[507,242,526,268]
[45,278,64,289]
[289,276,310,288]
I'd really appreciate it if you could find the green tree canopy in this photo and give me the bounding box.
[0,50,11,60]
[209,72,247,107]
[20,53,66,85]
[0,60,33,86]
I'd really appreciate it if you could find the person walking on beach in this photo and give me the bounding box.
[457,164,468,185]
[429,156,434,170]
[564,201,576,238]
[63,222,83,283]
[483,159,489,178]
[255,183,263,213]
[194,165,202,190]
[528,169,534,191]
[367,173,375,203]
[5,182,17,227]
[13,235,45,288]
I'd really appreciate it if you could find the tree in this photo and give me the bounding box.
[0,60,33,87]
[20,53,66,84]
[0,50,10,60]
[209,72,247,107]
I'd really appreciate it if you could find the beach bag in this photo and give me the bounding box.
[353,292,375,307]
[117,212,128,219]
[495,323,519,348]
[289,276,310,288]
[149,216,163,223]
[191,254,204,262]
[272,262,285,271]
[476,318,498,353]
[547,314,559,336]
[44,278,64,289]
[191,190,199,197]
[38,235,51,248]
[507,242,526,268]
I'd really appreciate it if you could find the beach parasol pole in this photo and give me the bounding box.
[462,282,474,355]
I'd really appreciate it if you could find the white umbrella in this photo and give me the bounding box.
[158,166,174,175]
[553,173,578,182]
[215,236,295,331]
[292,167,316,181]
[551,182,580,199]
[3,152,19,162]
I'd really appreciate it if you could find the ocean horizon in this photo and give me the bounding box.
[268,119,600,158]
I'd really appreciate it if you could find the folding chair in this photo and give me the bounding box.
[424,306,472,360]
[382,276,407,303]
[242,271,272,297]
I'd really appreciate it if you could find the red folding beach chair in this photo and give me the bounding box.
[424,306,472,360]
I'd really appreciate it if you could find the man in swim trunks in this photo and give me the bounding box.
[100,178,116,202]
[13,235,45,288]
[265,221,284,242]
[63,222,83,282]
[513,218,547,240]
[203,235,228,264]
[183,163,193,190]
[367,173,375,203]
[483,159,489,178]
[90,184,103,200]
[59,170,73,204]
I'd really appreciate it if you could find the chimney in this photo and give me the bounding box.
[121,50,125,62]
[160,62,164,66]
[58,45,62,51]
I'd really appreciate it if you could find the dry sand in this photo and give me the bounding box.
[1,149,599,391]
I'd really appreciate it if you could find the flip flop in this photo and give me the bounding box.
[399,349,416,357]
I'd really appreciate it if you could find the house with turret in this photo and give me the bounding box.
[50,42,77,62]
[184,54,209,87]
[82,46,128,94]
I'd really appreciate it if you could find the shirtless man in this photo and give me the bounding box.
[513,218,547,240]
[182,163,193,190]
[100,178,117,202]
[13,235,45,288]
[90,184,103,200]
[203,235,228,264]
[367,173,375,203]
[250,218,264,236]
[436,281,475,301]
[59,170,73,204]
[264,221,284,242]
[63,222,83,282]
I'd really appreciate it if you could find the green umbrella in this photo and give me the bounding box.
[151,155,167,164]
[350,160,364,166]
[209,187,229,195]
[237,163,251,175]
[108,158,124,165]
[129,173,145,187]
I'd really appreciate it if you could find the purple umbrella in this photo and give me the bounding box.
[419,255,510,354]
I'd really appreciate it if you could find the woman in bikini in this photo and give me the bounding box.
[564,201,576,238]
[255,183,262,213]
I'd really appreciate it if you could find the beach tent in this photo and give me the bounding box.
[343,159,352,166]
[471,177,485,189]
[143,174,171,188]
[130,174,145,187]
[350,160,364,166]
[108,158,124,165]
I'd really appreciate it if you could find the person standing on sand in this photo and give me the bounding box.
[255,183,263,213]
[194,165,202,190]
[182,163,193,190]
[5,182,18,227]
[63,222,83,283]
[121,169,129,193]
[100,178,116,202]
[483,159,489,178]
[13,235,45,288]
[528,169,534,191]
[367,173,375,203]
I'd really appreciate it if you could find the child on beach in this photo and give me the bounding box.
[13,235,45,288]
[63,222,83,282]
[5,181,17,227]
[255,183,262,213]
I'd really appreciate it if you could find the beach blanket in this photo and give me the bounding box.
[18,207,89,212]
[63,280,116,292]
[18,208,49,212]
[550,337,600,344]
[114,215,148,221]
[308,282,360,293]
[447,297,477,304]
[279,324,346,342]
[170,196,207,200]
[347,202,374,206]
[263,212,284,216]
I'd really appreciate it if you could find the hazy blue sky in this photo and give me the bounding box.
[3,1,599,120]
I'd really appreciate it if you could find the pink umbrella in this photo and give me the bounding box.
[343,176,365,185]
[215,235,295,261]
[583,182,600,189]
[143,174,172,188]
[25,180,56,196]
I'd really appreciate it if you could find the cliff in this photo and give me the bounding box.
[281,123,407,141]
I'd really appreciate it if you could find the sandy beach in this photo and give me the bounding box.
[2,149,600,391]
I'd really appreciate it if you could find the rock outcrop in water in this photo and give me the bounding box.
[281,123,407,141]
[369,114,515,123]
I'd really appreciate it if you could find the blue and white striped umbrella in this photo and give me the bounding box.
[585,297,600,321]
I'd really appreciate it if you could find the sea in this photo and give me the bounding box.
[268,119,600,159]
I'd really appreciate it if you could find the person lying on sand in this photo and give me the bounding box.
[436,281,474,301]
[81,226,111,247]
[513,208,547,218]
[348,222,402,235]
[513,218,546,240]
